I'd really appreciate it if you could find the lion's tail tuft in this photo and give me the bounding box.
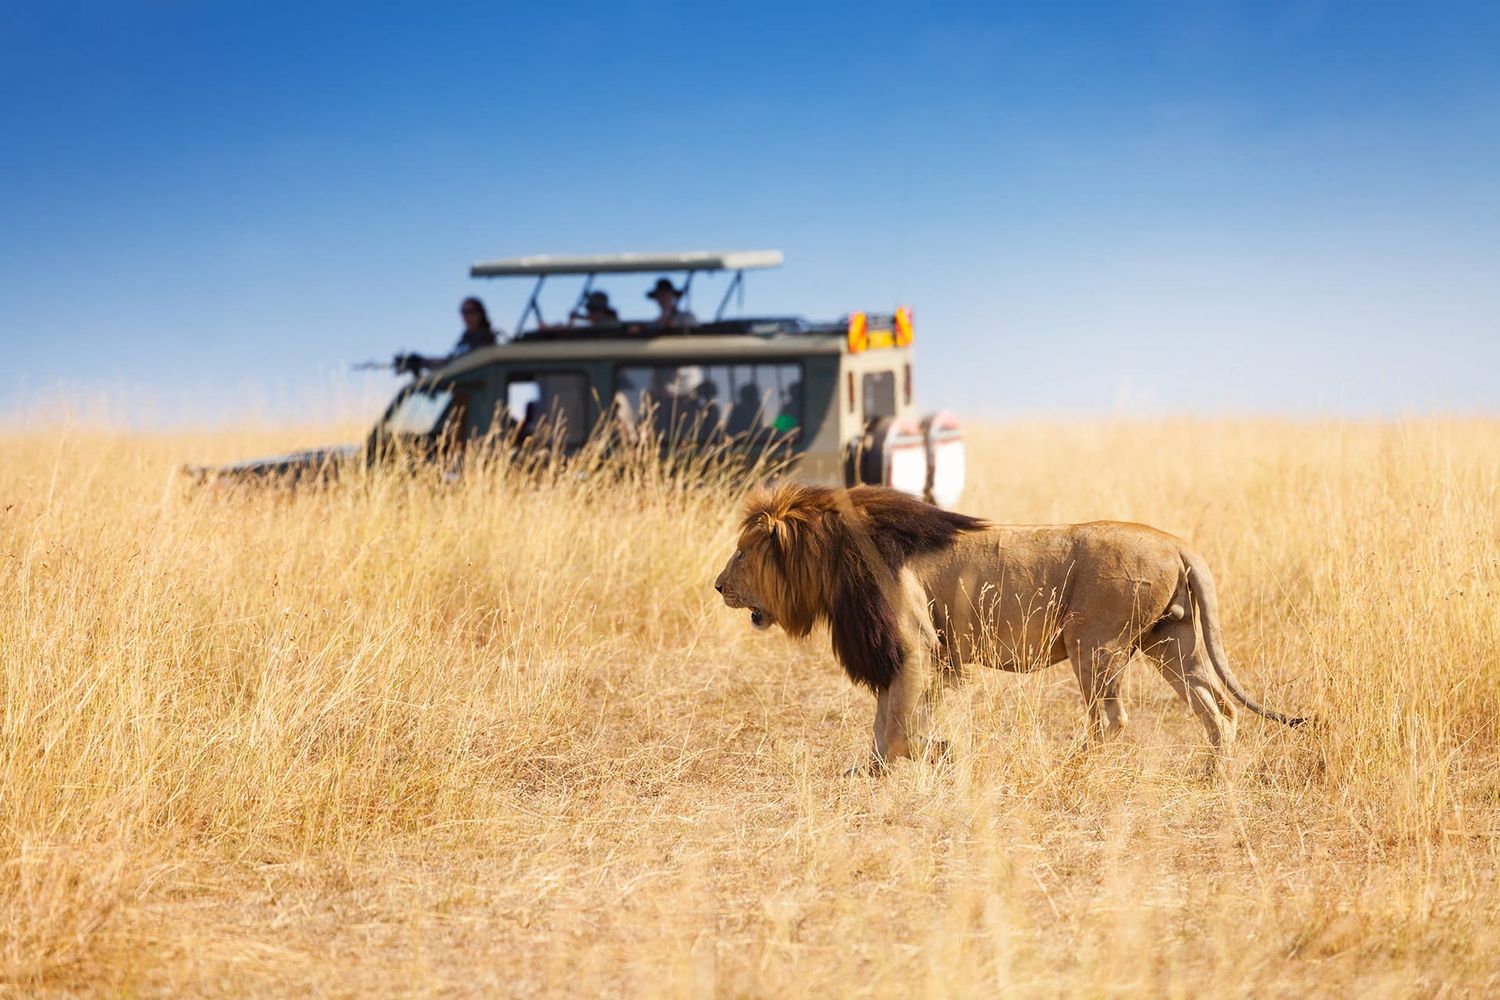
[1184,552,1309,729]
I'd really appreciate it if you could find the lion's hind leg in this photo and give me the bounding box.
[1064,627,1134,744]
[1143,618,1238,773]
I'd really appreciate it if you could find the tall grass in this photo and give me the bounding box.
[2,418,1497,996]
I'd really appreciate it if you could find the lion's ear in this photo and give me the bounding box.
[763,513,788,551]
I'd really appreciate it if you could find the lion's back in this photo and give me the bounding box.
[1067,520,1191,568]
[915,520,1191,620]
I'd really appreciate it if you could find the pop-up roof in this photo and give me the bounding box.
[469,250,783,278]
[469,250,785,330]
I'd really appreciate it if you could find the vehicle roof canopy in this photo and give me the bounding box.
[469,249,783,278]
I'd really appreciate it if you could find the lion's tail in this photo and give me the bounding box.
[1183,552,1308,729]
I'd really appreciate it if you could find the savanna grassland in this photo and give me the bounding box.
[2,419,1498,997]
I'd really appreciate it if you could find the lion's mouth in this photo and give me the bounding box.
[749,607,772,630]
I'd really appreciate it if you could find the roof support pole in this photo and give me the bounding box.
[515,274,546,335]
[714,270,744,322]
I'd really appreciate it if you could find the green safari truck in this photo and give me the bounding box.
[190,250,965,507]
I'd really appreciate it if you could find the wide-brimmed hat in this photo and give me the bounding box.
[646,278,682,300]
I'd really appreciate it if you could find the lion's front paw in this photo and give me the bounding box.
[842,755,888,778]
[922,739,952,764]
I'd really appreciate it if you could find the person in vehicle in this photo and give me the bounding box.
[454,297,500,352]
[571,290,621,328]
[725,384,764,437]
[693,380,722,442]
[646,278,696,328]
[394,297,500,374]
[520,400,542,440]
[773,380,803,435]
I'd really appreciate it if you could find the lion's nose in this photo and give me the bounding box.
[714,579,724,593]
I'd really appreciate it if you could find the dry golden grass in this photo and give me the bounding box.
[3,418,1499,997]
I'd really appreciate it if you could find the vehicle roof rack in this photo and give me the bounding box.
[469,249,783,278]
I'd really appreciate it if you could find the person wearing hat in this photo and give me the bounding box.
[646,277,696,329]
[571,290,620,328]
[392,296,500,375]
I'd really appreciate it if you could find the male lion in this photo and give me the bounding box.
[714,484,1305,773]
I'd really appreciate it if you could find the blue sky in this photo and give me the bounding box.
[3,1,1498,423]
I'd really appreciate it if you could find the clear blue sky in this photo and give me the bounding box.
[3,1,1498,423]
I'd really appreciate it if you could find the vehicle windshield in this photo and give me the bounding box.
[384,388,454,436]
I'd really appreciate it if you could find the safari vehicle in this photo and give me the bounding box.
[190,250,965,507]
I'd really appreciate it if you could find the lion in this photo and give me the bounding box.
[714,483,1306,773]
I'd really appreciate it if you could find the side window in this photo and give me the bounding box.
[506,381,541,425]
[505,371,589,446]
[616,362,802,443]
[763,363,803,435]
[862,370,897,421]
[726,364,802,437]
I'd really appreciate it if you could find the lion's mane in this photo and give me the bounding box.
[736,484,987,690]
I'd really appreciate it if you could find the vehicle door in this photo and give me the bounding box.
[494,369,593,451]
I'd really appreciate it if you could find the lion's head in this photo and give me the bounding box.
[714,484,986,690]
[714,484,838,636]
